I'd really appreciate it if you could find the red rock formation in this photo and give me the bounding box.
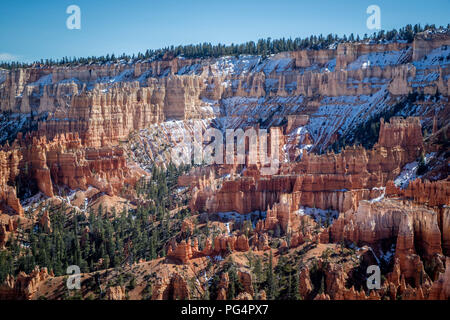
[189,117,425,215]
[167,233,251,264]
[105,286,126,300]
[428,257,450,300]
[211,234,250,254]
[167,239,194,264]
[298,266,313,299]
[314,293,331,300]
[39,211,51,233]
[378,117,424,153]
[151,273,190,300]
[181,219,195,234]
[441,207,450,256]
[258,290,267,300]
[327,197,447,294]
[386,179,450,206]
[0,217,15,249]
[237,269,254,296]
[216,273,229,300]
[0,224,8,249]
[169,273,191,300]
[252,233,270,251]
[0,146,24,215]
[0,186,23,216]
[235,234,250,252]
[395,213,433,287]
[255,194,296,233]
[0,131,146,216]
[0,267,49,300]
[235,292,253,300]
[330,199,442,258]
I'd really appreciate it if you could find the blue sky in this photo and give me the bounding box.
[0,0,449,62]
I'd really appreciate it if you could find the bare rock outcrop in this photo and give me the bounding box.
[105,286,126,300]
[151,273,190,300]
[0,267,49,300]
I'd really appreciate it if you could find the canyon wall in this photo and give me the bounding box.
[0,131,146,215]
[189,116,426,215]
[1,31,448,151]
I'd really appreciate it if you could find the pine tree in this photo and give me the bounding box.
[417,153,427,175]
[291,270,300,300]
[203,283,210,300]
[253,257,263,289]
[227,265,241,300]
[266,251,275,299]
[319,275,325,294]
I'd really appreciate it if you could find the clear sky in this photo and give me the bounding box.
[0,0,449,63]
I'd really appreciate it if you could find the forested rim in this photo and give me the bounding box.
[1,23,448,70]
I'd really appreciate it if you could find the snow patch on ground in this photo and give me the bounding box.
[27,74,53,87]
[200,98,221,116]
[21,192,47,212]
[370,187,386,203]
[212,55,261,76]
[225,222,231,236]
[217,210,266,228]
[209,255,224,263]
[325,58,336,72]
[347,48,410,70]
[256,56,294,74]
[0,113,28,143]
[368,247,381,265]
[306,85,390,149]
[129,118,214,171]
[394,152,436,189]
[283,126,313,161]
[380,244,396,264]
[296,206,339,226]
[96,69,134,90]
[413,45,450,69]
[193,54,294,78]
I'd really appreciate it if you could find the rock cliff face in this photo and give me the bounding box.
[325,197,449,295]
[330,199,443,259]
[167,234,251,263]
[429,257,450,299]
[151,273,191,300]
[0,267,50,300]
[0,32,448,212]
[0,146,23,215]
[0,131,146,216]
[189,116,426,216]
[1,31,448,150]
[175,113,448,300]
[386,179,450,207]
[105,286,126,300]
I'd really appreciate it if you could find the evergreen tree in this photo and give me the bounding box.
[417,153,427,175]
[253,257,263,291]
[291,270,300,300]
[266,251,275,299]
